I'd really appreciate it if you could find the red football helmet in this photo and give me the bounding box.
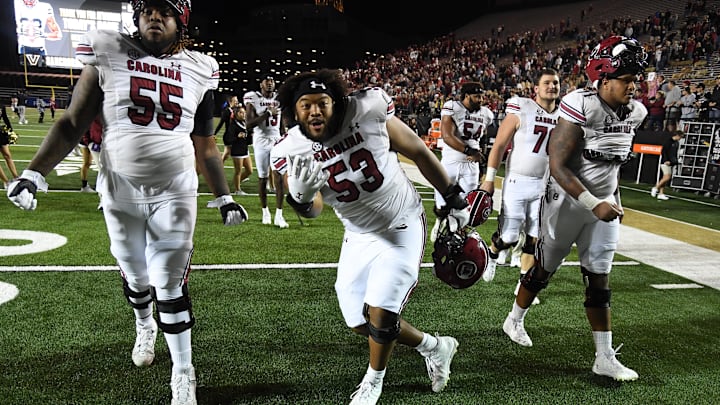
[466,189,493,227]
[432,228,489,289]
[132,0,191,35]
[585,36,647,83]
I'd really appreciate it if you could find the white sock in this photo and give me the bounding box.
[416,333,439,355]
[167,330,193,373]
[275,208,283,217]
[262,207,270,215]
[364,364,386,383]
[510,301,529,321]
[593,330,612,353]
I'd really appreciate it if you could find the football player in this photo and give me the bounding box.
[244,75,288,228]
[7,1,248,403]
[15,0,63,56]
[502,36,648,382]
[479,68,561,299]
[270,69,469,405]
[430,82,495,242]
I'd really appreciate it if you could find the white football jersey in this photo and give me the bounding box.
[75,30,219,199]
[271,87,423,233]
[558,88,648,198]
[15,0,55,49]
[243,90,282,148]
[440,99,494,162]
[504,96,559,178]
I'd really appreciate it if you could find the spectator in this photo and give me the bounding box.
[679,86,697,121]
[645,91,666,131]
[695,82,710,121]
[663,80,682,128]
[708,77,720,122]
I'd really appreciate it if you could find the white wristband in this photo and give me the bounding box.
[207,194,234,208]
[485,167,497,182]
[577,190,601,210]
[21,169,49,192]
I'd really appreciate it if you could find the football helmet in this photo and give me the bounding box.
[432,227,489,289]
[466,189,493,227]
[132,0,191,35]
[585,35,647,83]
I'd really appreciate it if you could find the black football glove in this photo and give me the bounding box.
[7,169,48,210]
[207,195,248,225]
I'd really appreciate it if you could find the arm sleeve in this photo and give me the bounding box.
[192,91,215,137]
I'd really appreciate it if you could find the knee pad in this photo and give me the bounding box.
[581,267,611,308]
[122,279,152,310]
[584,286,611,308]
[521,236,536,255]
[491,230,517,251]
[363,304,400,344]
[520,266,549,293]
[151,285,195,334]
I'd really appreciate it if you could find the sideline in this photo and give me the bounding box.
[400,162,720,290]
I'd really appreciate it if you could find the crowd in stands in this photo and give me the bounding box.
[340,0,720,135]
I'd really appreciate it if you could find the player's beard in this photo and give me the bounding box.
[299,113,340,143]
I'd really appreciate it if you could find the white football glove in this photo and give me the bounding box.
[7,169,48,211]
[207,194,249,226]
[287,155,328,204]
[446,207,470,233]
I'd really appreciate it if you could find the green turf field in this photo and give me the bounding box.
[1,109,719,404]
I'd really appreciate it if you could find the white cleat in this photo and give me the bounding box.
[132,319,158,367]
[592,344,639,381]
[424,335,459,393]
[170,365,197,405]
[510,253,521,268]
[482,258,496,282]
[262,209,272,225]
[503,312,532,347]
[274,215,289,229]
[496,249,508,265]
[349,377,382,405]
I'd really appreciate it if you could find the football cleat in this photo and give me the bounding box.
[592,344,639,381]
[424,335,459,393]
[349,377,382,405]
[274,214,289,229]
[482,257,496,282]
[132,319,158,367]
[496,249,508,265]
[503,312,532,347]
[262,208,272,225]
[170,365,197,405]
